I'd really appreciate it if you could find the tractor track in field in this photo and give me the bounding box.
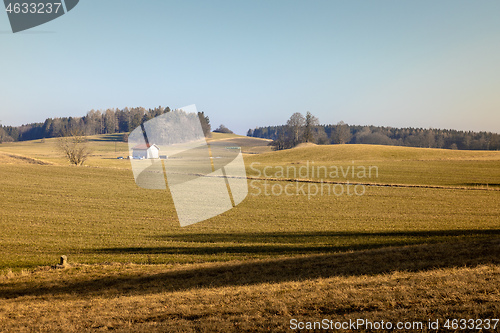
[135,167,500,191]
[244,176,500,191]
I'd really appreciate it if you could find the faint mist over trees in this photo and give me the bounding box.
[0,106,212,142]
[249,113,500,151]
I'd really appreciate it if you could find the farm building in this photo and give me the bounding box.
[131,143,160,159]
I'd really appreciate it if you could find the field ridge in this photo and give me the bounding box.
[245,175,500,191]
[0,152,54,165]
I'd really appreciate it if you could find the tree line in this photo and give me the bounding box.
[248,112,500,151]
[0,106,211,143]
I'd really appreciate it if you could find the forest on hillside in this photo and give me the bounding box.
[1,107,498,151]
[248,112,500,151]
[0,107,211,142]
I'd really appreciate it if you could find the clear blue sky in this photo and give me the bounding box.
[1,0,499,135]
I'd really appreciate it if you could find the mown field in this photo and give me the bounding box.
[0,134,499,332]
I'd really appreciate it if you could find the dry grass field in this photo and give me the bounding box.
[0,133,499,332]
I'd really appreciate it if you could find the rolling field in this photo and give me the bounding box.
[0,134,499,332]
[246,144,500,188]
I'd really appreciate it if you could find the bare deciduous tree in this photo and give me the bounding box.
[57,131,92,166]
[213,124,233,134]
[286,112,305,147]
[334,121,351,144]
[315,127,329,144]
[269,129,290,151]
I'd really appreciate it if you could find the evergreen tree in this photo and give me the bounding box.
[198,112,211,137]
[303,111,319,143]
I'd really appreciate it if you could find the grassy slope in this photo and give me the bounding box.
[0,135,499,331]
[246,144,500,188]
[0,133,272,166]
[0,159,498,269]
[2,135,498,186]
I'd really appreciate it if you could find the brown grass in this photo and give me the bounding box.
[0,152,53,165]
[1,239,499,332]
[293,142,318,149]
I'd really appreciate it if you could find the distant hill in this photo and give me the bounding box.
[247,143,500,165]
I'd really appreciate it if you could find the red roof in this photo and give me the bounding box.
[132,143,158,150]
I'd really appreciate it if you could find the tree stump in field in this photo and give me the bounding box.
[60,255,68,266]
[54,255,69,269]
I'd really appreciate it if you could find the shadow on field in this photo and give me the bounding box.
[461,183,500,188]
[89,134,127,142]
[88,229,500,256]
[151,229,500,244]
[1,237,499,299]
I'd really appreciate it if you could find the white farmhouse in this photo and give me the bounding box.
[132,143,160,159]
